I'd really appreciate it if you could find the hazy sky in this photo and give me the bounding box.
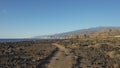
[0,0,120,38]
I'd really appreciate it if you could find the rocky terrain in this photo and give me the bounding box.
[57,37,120,68]
[0,37,120,68]
[0,28,120,68]
[73,41,120,68]
[0,40,58,68]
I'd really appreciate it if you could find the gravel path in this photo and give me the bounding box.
[47,43,74,68]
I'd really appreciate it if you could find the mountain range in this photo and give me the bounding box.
[34,26,120,39]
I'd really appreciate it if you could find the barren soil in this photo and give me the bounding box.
[47,43,74,68]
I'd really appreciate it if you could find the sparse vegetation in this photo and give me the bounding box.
[0,28,120,68]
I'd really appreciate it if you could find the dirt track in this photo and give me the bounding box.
[47,43,74,68]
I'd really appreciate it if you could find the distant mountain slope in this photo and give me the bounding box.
[34,26,120,39]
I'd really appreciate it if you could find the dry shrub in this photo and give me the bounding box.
[107,51,120,59]
[113,63,119,68]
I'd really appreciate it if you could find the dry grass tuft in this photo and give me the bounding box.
[107,51,120,59]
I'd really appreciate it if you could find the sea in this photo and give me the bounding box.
[0,39,49,43]
[0,38,62,43]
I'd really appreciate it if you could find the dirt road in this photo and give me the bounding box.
[47,43,74,68]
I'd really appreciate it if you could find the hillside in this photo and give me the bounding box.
[34,27,120,39]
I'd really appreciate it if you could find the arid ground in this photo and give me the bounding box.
[0,37,120,68]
